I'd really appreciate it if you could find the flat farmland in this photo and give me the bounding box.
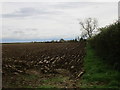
[2,42,86,88]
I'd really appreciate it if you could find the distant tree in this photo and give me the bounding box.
[51,40,55,43]
[74,38,78,42]
[79,17,98,38]
[81,32,87,39]
[76,36,80,42]
[59,38,65,42]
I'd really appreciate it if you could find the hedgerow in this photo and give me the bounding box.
[89,21,120,70]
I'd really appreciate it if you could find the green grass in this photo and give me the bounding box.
[24,74,39,80]
[39,75,69,88]
[80,43,120,88]
[42,75,68,83]
[38,85,56,88]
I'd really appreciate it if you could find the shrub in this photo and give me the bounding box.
[89,21,120,70]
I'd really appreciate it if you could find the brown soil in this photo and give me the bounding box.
[2,42,86,88]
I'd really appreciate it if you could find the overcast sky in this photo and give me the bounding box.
[1,2,118,43]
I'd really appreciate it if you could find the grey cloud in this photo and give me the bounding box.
[2,8,35,18]
[2,2,89,18]
[2,2,93,18]
[26,28,38,31]
[2,13,30,18]
[52,2,95,9]
[11,28,39,36]
[2,7,61,18]
[13,28,38,34]
[13,31,24,34]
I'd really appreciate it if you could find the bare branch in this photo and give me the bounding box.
[79,17,98,38]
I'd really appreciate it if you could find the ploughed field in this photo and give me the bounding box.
[2,42,86,88]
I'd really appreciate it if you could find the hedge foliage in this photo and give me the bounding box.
[89,21,120,70]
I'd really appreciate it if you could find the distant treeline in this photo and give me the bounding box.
[32,37,86,43]
[2,37,86,44]
[89,21,120,70]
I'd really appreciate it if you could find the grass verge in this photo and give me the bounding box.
[79,43,120,88]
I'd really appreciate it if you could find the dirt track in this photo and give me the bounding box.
[2,42,86,88]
